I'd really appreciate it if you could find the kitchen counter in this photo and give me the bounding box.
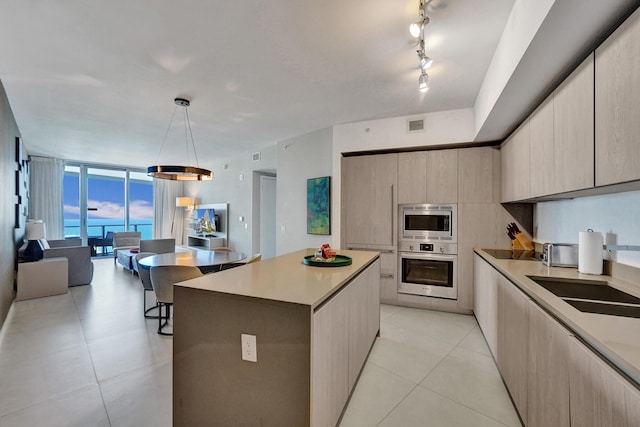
[175,248,379,308]
[475,248,640,386]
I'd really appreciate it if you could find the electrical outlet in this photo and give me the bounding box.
[241,334,257,362]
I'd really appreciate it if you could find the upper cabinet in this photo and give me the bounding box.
[342,153,398,247]
[397,149,458,204]
[459,147,500,204]
[501,119,530,202]
[426,149,458,203]
[529,95,554,198]
[397,152,427,204]
[595,7,640,186]
[507,54,595,203]
[553,53,594,193]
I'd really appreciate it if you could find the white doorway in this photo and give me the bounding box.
[259,175,276,259]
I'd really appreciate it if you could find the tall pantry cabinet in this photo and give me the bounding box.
[342,153,398,304]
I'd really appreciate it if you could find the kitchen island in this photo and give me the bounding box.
[173,248,380,427]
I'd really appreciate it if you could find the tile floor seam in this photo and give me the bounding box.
[374,382,422,427]
[71,286,113,427]
[415,384,517,427]
[412,338,459,385]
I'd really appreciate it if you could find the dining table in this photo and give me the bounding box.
[137,250,247,274]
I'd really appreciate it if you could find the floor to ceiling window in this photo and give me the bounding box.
[63,164,153,251]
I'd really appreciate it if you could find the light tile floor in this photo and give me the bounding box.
[0,258,521,426]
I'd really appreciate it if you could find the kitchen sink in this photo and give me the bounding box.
[562,300,640,319]
[527,276,640,319]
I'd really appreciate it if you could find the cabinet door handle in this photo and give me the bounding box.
[390,184,395,245]
[380,273,395,279]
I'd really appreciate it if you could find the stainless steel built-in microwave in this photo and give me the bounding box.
[399,204,457,242]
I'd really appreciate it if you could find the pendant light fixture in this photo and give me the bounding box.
[147,98,213,181]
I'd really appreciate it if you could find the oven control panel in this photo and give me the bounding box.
[398,241,457,255]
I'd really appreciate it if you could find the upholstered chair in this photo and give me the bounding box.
[133,252,158,318]
[150,265,203,335]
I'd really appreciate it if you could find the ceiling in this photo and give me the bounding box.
[0,0,515,169]
[0,1,637,170]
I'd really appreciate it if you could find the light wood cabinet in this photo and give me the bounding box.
[378,250,397,304]
[426,149,458,203]
[342,154,398,246]
[500,119,530,202]
[475,254,640,427]
[458,146,500,203]
[313,259,380,426]
[312,284,350,427]
[346,247,397,305]
[397,152,427,204]
[496,274,529,422]
[553,53,595,193]
[397,149,458,204]
[529,94,554,198]
[526,300,571,427]
[473,254,498,355]
[568,335,640,427]
[595,7,640,186]
[346,259,380,391]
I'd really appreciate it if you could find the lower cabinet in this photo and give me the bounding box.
[474,255,640,427]
[496,275,529,422]
[473,254,498,353]
[312,259,380,427]
[526,300,571,427]
[347,246,397,304]
[568,336,640,427]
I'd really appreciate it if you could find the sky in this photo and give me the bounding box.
[63,174,153,220]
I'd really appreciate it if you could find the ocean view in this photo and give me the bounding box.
[64,218,153,240]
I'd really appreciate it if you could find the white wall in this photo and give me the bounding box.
[276,128,333,255]
[331,108,476,247]
[185,145,277,256]
[474,0,555,137]
[535,190,640,268]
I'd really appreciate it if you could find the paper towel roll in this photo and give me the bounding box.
[579,230,603,275]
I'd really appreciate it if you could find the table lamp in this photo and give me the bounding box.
[24,220,46,261]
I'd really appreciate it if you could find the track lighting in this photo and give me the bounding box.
[418,50,433,71]
[419,71,429,93]
[409,21,423,39]
[410,1,434,93]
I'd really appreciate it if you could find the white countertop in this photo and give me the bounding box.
[175,248,379,309]
[475,248,640,386]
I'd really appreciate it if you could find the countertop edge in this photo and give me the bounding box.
[175,249,380,309]
[474,248,640,388]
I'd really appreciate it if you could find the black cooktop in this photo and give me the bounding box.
[482,249,542,261]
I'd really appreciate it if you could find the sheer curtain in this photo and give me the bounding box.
[29,156,64,240]
[153,179,185,242]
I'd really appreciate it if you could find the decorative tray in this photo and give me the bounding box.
[302,255,352,267]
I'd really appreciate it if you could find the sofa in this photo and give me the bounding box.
[42,239,94,286]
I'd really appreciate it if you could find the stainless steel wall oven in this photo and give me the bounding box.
[398,204,458,300]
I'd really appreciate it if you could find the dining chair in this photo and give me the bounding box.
[133,252,158,318]
[150,265,203,336]
[210,247,234,252]
[245,253,262,264]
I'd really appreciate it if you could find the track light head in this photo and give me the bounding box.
[418,71,429,93]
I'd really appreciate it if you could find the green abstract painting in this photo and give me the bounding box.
[307,176,331,235]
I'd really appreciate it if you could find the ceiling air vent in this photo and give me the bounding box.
[407,118,425,133]
[252,152,261,162]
